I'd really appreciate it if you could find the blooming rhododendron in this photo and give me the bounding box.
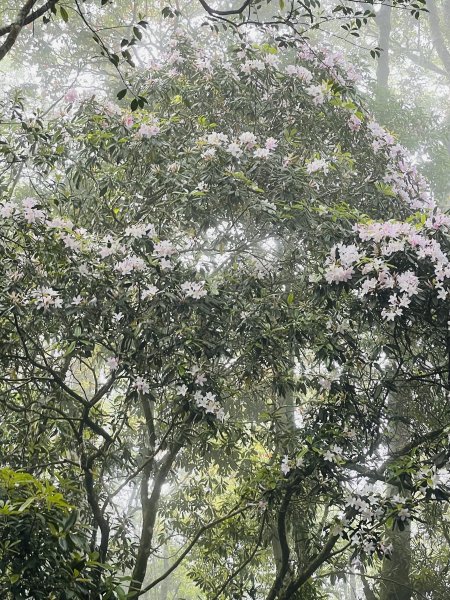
[1,34,448,593]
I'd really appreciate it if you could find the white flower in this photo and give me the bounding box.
[206,132,228,146]
[306,84,330,105]
[216,407,226,422]
[195,372,207,386]
[324,265,353,284]
[331,524,344,537]
[0,202,15,218]
[23,203,46,223]
[177,384,188,396]
[391,494,407,505]
[285,64,298,76]
[363,539,376,554]
[159,258,174,270]
[124,223,156,239]
[348,114,362,132]
[296,66,313,83]
[62,234,81,252]
[134,376,150,394]
[112,312,124,322]
[99,236,123,258]
[396,270,419,296]
[281,455,291,475]
[142,285,158,299]
[361,277,377,295]
[115,255,146,275]
[181,281,207,299]
[239,131,257,149]
[227,142,243,158]
[31,287,63,311]
[254,148,270,160]
[398,507,411,521]
[201,147,216,160]
[306,158,329,175]
[153,240,176,258]
[323,450,335,462]
[64,88,78,103]
[285,65,313,83]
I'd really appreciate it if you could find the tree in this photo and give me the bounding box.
[1,29,450,600]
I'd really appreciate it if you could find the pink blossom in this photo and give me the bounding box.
[64,88,78,103]
[107,357,120,371]
[348,114,361,132]
[153,240,176,258]
[325,265,354,284]
[123,115,134,128]
[138,123,160,138]
[239,131,257,149]
[265,137,278,151]
[396,271,419,296]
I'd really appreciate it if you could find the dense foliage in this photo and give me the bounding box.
[1,27,450,600]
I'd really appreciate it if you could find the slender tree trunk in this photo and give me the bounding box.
[428,0,450,76]
[379,390,412,600]
[127,438,184,599]
[376,3,392,95]
[348,571,358,600]
[160,548,169,600]
[269,383,296,597]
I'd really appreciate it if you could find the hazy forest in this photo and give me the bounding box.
[1,1,450,599]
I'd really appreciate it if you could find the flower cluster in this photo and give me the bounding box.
[181,281,207,299]
[199,130,278,162]
[324,210,450,320]
[175,369,226,422]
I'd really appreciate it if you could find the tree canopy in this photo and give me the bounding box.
[1,3,450,600]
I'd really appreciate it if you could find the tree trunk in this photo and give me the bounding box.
[376,2,392,95]
[428,0,450,76]
[379,389,412,600]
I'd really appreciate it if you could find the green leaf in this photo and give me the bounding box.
[64,509,78,532]
[60,6,69,22]
[18,496,36,512]
[64,341,76,357]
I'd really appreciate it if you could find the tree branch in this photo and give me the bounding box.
[197,0,253,17]
[265,488,293,600]
[0,0,60,61]
[140,504,252,597]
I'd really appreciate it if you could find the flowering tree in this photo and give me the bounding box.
[1,32,449,600]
